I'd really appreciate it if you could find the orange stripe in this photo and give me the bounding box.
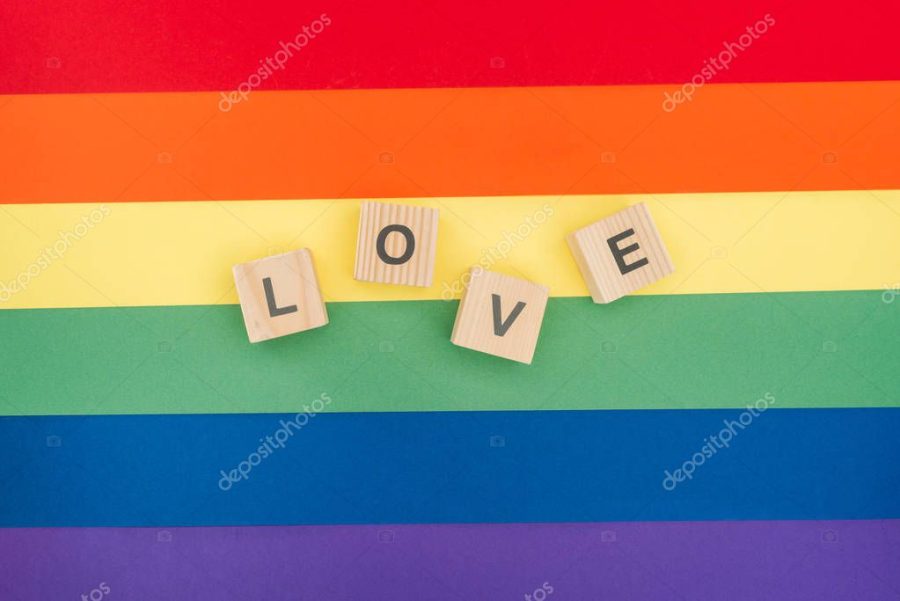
[2,81,898,204]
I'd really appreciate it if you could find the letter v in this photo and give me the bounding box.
[491,294,526,336]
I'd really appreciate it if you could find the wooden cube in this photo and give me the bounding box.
[567,203,674,304]
[451,267,549,364]
[232,249,328,343]
[354,201,439,287]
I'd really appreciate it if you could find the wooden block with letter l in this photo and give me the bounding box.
[232,248,328,343]
[567,202,674,304]
[451,267,549,364]
[354,201,439,287]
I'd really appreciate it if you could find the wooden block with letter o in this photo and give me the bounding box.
[232,248,329,343]
[567,203,674,304]
[354,201,439,287]
[451,267,549,364]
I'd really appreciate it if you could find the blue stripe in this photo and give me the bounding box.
[2,408,898,526]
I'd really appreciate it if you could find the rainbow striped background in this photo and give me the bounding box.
[1,1,899,598]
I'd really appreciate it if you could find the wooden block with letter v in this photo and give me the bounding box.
[451,267,549,364]
[354,201,439,287]
[567,202,674,304]
[232,248,328,343]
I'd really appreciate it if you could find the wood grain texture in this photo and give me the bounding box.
[354,201,439,287]
[567,203,674,304]
[451,267,549,364]
[232,249,328,343]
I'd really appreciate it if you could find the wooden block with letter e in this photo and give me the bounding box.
[354,201,439,287]
[451,267,549,364]
[567,203,674,304]
[232,248,329,343]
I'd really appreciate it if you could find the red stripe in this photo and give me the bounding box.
[2,0,899,94]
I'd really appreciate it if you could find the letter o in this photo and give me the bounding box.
[311,398,324,413]
[739,33,753,47]
[248,452,261,466]
[376,224,416,265]
[739,412,753,426]
[90,589,103,601]
[295,33,310,47]
[311,20,325,33]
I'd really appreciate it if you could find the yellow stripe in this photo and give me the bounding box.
[1,191,898,309]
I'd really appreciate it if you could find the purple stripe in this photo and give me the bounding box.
[2,521,899,600]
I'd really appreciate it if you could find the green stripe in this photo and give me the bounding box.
[1,291,896,415]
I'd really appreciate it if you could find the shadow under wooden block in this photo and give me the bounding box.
[451,267,549,364]
[354,201,439,287]
[232,249,328,343]
[567,203,674,304]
